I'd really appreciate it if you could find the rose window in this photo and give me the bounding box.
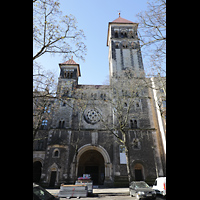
[84,109,100,124]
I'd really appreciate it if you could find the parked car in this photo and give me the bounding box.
[33,183,59,200]
[152,177,166,196]
[129,181,156,199]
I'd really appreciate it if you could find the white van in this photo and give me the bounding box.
[152,177,166,196]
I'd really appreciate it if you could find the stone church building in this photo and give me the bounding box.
[33,15,165,188]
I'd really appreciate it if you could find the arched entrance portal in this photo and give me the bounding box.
[78,150,105,185]
[73,144,112,186]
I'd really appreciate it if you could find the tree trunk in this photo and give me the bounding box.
[123,134,133,184]
[125,145,132,184]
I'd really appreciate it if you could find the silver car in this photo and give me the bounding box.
[129,181,156,199]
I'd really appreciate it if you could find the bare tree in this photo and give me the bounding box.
[33,0,87,141]
[136,0,166,122]
[33,0,86,61]
[33,63,58,141]
[137,0,166,76]
[97,70,151,183]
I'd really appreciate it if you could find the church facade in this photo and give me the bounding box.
[33,16,165,188]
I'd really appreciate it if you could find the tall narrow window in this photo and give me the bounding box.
[119,145,127,164]
[134,120,137,128]
[41,119,48,130]
[59,121,61,128]
[54,150,58,157]
[130,120,133,128]
[62,121,65,128]
[115,31,118,38]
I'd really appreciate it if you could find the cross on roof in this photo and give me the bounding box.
[117,10,121,17]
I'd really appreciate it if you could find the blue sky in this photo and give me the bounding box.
[34,0,149,85]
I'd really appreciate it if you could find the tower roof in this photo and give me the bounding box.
[59,56,78,65]
[59,56,81,77]
[111,16,135,24]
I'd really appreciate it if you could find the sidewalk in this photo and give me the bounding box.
[93,188,129,196]
[47,187,130,197]
[47,187,165,199]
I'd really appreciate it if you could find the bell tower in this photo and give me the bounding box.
[107,14,144,80]
[57,56,81,97]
